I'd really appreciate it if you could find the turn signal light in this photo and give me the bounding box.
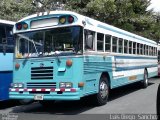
[16,23,22,30]
[16,22,28,30]
[66,59,72,67]
[68,16,74,23]
[78,82,84,87]
[15,63,20,69]
[59,17,66,24]
[23,23,28,29]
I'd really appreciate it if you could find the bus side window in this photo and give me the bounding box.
[0,25,6,44]
[105,35,111,52]
[124,40,128,54]
[118,38,123,53]
[97,33,104,51]
[2,38,7,44]
[85,30,95,51]
[112,37,117,53]
[158,49,160,63]
[133,42,136,54]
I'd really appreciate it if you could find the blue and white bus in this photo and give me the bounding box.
[9,11,158,106]
[0,19,15,101]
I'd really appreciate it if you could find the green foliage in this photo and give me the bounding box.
[0,0,35,21]
[65,0,159,42]
[0,0,160,42]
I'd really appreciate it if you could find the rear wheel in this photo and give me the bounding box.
[93,75,109,106]
[39,100,55,107]
[142,69,148,88]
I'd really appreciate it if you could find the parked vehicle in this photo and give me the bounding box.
[10,11,158,106]
[0,19,15,101]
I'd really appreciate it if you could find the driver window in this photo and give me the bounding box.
[85,30,95,51]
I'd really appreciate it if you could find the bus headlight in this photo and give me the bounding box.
[60,82,65,88]
[66,82,72,88]
[18,83,24,88]
[12,83,24,88]
[59,82,72,88]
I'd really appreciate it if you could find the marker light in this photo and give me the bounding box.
[15,63,20,69]
[59,17,66,24]
[16,23,22,30]
[23,23,28,29]
[78,82,84,87]
[66,59,72,67]
[68,16,74,23]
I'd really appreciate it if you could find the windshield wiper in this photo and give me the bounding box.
[18,34,41,56]
[55,51,61,63]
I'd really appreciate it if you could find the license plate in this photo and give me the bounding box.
[34,95,44,100]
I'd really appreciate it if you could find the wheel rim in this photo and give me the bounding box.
[100,81,108,99]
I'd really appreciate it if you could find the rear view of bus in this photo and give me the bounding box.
[0,20,15,101]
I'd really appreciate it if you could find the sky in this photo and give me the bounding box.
[148,0,160,12]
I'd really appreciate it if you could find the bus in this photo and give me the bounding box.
[0,19,15,101]
[9,11,158,106]
[158,45,160,76]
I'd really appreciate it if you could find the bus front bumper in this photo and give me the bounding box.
[9,88,81,100]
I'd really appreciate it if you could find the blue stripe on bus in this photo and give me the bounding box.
[116,64,157,71]
[115,55,157,60]
[97,24,156,45]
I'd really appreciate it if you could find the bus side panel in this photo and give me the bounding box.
[111,55,157,88]
[147,67,158,78]
[0,53,13,100]
[83,55,113,96]
[0,53,13,71]
[0,72,12,100]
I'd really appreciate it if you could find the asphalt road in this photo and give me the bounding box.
[0,77,160,120]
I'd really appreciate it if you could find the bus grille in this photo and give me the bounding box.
[31,67,53,80]
[27,82,56,88]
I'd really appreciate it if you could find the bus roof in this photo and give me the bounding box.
[17,11,157,45]
[0,19,15,25]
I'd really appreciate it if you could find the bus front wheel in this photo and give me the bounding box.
[142,70,148,88]
[93,75,109,106]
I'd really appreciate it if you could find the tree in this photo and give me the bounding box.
[0,0,35,21]
[0,0,158,41]
[65,0,156,40]
[151,12,160,43]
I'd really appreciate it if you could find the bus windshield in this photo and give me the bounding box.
[15,26,82,58]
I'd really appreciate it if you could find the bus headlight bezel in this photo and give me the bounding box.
[59,82,72,88]
[12,83,24,88]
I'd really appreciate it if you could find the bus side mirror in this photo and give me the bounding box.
[2,45,6,55]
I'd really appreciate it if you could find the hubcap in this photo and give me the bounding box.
[100,81,108,99]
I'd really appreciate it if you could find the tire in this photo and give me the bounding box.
[142,69,148,88]
[93,75,109,106]
[39,100,55,107]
